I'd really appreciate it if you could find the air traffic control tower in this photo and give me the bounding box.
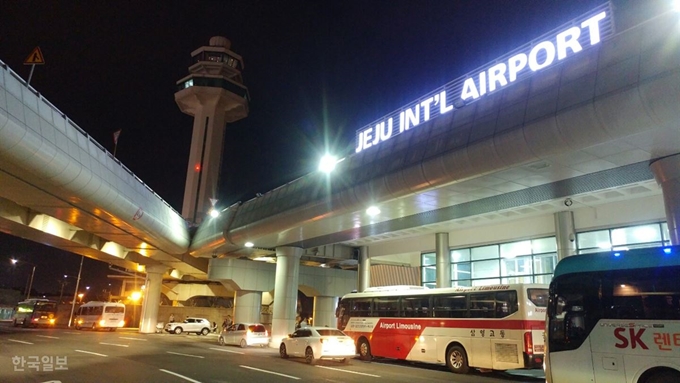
[175,36,250,223]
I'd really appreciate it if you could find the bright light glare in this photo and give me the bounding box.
[319,154,338,173]
[366,206,381,216]
[244,242,254,248]
[210,209,219,218]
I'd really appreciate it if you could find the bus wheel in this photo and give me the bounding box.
[645,370,680,383]
[446,345,470,374]
[12,319,18,327]
[358,338,372,361]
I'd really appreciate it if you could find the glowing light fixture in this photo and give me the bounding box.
[366,206,381,216]
[663,247,672,254]
[209,209,219,218]
[244,242,254,248]
[319,154,338,173]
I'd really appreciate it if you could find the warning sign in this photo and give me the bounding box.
[24,47,45,65]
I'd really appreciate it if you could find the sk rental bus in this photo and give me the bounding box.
[545,246,680,383]
[336,284,548,374]
[12,298,57,327]
[74,301,126,331]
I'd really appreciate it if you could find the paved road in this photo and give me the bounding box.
[0,324,545,383]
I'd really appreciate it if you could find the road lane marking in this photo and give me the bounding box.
[209,347,244,354]
[315,365,381,377]
[64,331,81,335]
[100,342,129,347]
[37,335,60,339]
[240,365,300,380]
[8,339,33,344]
[119,337,147,341]
[75,350,107,357]
[167,351,204,358]
[159,369,202,383]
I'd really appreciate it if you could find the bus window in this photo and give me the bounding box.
[470,293,495,318]
[351,298,371,317]
[433,295,467,318]
[495,291,518,317]
[374,296,399,317]
[402,296,430,317]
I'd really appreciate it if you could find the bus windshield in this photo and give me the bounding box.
[545,246,680,383]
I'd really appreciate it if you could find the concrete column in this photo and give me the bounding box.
[651,154,680,245]
[271,246,303,347]
[554,211,576,261]
[435,233,451,288]
[358,246,370,292]
[234,290,262,324]
[139,265,167,334]
[313,296,338,328]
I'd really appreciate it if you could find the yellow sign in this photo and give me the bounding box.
[24,47,45,65]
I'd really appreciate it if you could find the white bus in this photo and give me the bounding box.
[336,283,548,373]
[74,301,126,331]
[545,246,680,383]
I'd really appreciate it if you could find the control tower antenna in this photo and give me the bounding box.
[175,36,250,224]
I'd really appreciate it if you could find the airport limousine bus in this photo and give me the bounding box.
[12,298,58,327]
[545,246,680,383]
[74,301,126,331]
[336,283,548,374]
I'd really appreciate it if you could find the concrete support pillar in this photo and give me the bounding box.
[358,246,370,292]
[555,211,576,261]
[139,265,167,334]
[270,246,303,347]
[313,296,338,328]
[651,154,680,245]
[234,290,262,324]
[435,232,451,288]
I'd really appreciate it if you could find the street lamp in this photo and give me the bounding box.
[10,258,37,300]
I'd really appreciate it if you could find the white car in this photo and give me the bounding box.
[279,326,356,364]
[164,317,212,335]
[218,322,270,348]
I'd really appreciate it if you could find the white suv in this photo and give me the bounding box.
[164,317,212,335]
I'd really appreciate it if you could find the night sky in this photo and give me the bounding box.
[0,0,609,295]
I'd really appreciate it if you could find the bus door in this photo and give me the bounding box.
[547,289,597,383]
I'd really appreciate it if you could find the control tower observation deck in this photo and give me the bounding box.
[175,36,250,224]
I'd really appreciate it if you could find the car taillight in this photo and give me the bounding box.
[524,332,533,354]
[265,330,268,336]
[319,338,324,344]
[32,318,38,322]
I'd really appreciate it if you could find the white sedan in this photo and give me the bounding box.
[218,322,270,348]
[279,326,356,364]
[164,317,212,335]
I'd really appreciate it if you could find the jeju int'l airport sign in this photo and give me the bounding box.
[355,3,613,154]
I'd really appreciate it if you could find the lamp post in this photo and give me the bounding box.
[10,259,37,299]
[68,255,84,327]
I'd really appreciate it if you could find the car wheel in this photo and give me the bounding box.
[279,343,288,359]
[358,338,372,361]
[446,345,470,374]
[239,338,247,348]
[218,336,225,346]
[305,347,316,365]
[174,327,183,334]
[201,328,210,336]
